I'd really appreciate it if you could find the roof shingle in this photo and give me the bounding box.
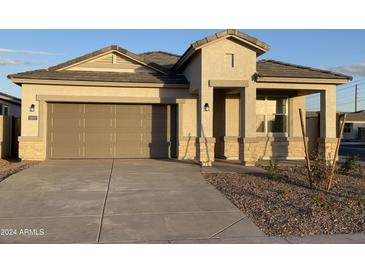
[138,51,180,70]
[8,69,188,85]
[257,59,352,80]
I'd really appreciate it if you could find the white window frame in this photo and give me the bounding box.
[256,95,288,136]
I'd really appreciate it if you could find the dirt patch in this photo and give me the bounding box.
[204,166,365,238]
[0,159,39,182]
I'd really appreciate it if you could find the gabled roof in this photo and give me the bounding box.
[48,45,170,75]
[8,46,188,86]
[138,51,180,70]
[257,59,353,80]
[172,29,271,70]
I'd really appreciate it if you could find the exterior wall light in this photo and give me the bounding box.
[204,103,210,111]
[29,104,35,112]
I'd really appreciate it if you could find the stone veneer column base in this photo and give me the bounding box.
[197,137,215,166]
[239,137,259,166]
[239,137,307,165]
[222,136,240,160]
[177,136,198,160]
[318,138,338,161]
[18,137,45,161]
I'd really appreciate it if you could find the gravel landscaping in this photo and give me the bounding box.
[204,164,365,238]
[0,159,39,182]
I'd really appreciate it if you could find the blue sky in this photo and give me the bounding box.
[1,29,365,111]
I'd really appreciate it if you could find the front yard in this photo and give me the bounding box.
[204,164,365,238]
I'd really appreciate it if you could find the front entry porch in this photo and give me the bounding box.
[192,82,338,166]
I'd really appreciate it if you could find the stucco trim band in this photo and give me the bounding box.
[11,78,189,89]
[209,80,249,88]
[36,95,186,104]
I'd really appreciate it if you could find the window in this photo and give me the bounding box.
[0,104,2,115]
[344,123,352,133]
[256,96,288,134]
[225,53,234,68]
[3,105,9,116]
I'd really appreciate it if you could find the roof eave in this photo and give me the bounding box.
[8,77,189,89]
[256,75,351,85]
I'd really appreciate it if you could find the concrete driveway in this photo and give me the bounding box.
[0,159,267,243]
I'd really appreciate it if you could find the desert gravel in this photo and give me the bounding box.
[204,166,365,237]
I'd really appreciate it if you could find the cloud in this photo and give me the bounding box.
[0,59,36,66]
[332,62,365,77]
[0,48,57,55]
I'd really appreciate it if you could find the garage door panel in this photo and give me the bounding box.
[51,147,83,159]
[52,119,82,129]
[52,132,81,142]
[48,103,171,159]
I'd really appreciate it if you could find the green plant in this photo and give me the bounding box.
[312,192,326,208]
[267,160,280,180]
[339,155,359,175]
[356,196,365,207]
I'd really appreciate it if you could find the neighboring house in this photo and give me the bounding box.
[306,111,342,157]
[0,92,21,158]
[0,91,21,117]
[342,110,365,141]
[8,29,352,165]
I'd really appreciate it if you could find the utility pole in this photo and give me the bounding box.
[355,84,358,112]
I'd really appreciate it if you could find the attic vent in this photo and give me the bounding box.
[225,53,234,68]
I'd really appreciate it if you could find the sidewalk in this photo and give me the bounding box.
[131,233,365,244]
[286,233,365,244]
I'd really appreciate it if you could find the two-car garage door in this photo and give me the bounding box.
[47,103,172,159]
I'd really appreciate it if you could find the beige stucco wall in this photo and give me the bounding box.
[202,38,257,81]
[19,83,198,160]
[200,38,257,138]
[183,52,201,93]
[182,38,258,164]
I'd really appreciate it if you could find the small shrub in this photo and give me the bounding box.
[356,196,365,207]
[339,155,359,175]
[311,155,333,189]
[312,192,326,208]
[267,160,281,180]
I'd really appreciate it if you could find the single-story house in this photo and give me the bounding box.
[8,29,352,165]
[342,110,365,141]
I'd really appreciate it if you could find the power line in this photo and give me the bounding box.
[337,98,365,106]
[337,81,365,92]
[306,98,365,108]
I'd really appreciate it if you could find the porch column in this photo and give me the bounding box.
[239,84,257,166]
[197,86,215,166]
[289,95,306,138]
[288,94,308,159]
[319,86,337,160]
